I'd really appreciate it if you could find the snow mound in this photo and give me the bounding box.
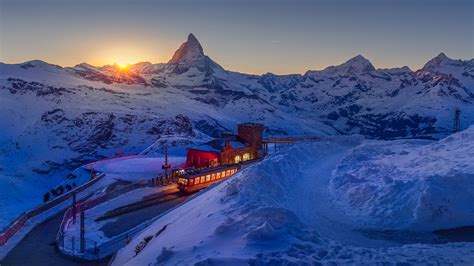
[93,156,186,182]
[330,126,474,230]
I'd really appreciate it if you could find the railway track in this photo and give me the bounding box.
[95,190,187,222]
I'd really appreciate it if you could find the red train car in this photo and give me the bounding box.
[177,164,241,193]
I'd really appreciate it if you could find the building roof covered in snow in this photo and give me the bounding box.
[188,137,249,153]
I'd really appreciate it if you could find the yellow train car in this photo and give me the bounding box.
[177,164,241,193]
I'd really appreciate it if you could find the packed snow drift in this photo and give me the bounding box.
[112,130,474,265]
[92,156,186,182]
[331,126,474,230]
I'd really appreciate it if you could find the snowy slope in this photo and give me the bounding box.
[94,157,186,182]
[331,125,474,230]
[112,133,474,265]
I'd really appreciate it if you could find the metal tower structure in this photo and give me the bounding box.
[453,108,461,133]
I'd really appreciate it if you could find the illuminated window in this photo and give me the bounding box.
[178,178,187,185]
[189,178,194,185]
[221,171,226,177]
[210,158,217,167]
[235,155,241,163]
[201,176,205,183]
[226,170,231,176]
[211,173,216,180]
[195,177,200,184]
[243,153,250,161]
[206,174,211,182]
[216,172,221,179]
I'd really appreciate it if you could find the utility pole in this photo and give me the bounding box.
[454,108,461,133]
[162,143,171,183]
[72,191,77,224]
[80,210,85,253]
[90,168,96,180]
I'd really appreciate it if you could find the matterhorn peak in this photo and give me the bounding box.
[168,33,205,65]
[186,33,200,45]
[166,33,225,75]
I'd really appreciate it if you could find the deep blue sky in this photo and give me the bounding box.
[1,0,473,74]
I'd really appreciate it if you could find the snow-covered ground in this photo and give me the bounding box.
[0,174,116,260]
[0,155,185,230]
[63,155,186,246]
[331,126,474,231]
[113,130,474,265]
[64,186,163,245]
[0,167,92,229]
[93,156,186,182]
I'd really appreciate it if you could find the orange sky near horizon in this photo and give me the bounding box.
[1,0,472,75]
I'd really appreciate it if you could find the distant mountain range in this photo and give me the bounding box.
[0,33,473,219]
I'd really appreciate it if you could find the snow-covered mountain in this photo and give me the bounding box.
[68,35,474,140]
[0,33,473,226]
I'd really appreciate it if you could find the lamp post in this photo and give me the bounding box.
[80,210,85,253]
[72,191,77,224]
[162,143,171,183]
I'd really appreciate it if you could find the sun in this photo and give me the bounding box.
[115,62,129,70]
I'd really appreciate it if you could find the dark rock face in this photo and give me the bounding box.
[259,74,302,93]
[41,109,69,124]
[166,34,225,75]
[346,112,438,139]
[73,66,147,85]
[3,78,70,97]
[65,112,117,153]
[168,33,204,65]
[147,114,195,137]
[194,119,228,138]
[151,78,167,88]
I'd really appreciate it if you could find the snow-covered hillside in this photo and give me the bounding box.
[331,125,474,230]
[112,130,474,265]
[0,33,473,228]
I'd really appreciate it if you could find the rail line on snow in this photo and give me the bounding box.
[95,190,185,222]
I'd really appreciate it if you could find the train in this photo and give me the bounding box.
[177,164,241,193]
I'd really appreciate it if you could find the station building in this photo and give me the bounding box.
[185,123,264,168]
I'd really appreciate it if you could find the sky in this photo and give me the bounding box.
[0,0,473,74]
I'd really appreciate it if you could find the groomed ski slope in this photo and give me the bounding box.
[113,130,474,265]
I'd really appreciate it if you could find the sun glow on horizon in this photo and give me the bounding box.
[89,42,165,70]
[115,62,129,70]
